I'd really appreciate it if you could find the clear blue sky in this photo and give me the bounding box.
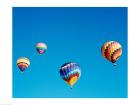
[13,7,127,98]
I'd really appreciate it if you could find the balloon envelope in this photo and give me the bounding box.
[101,41,122,64]
[17,57,30,72]
[36,42,47,55]
[60,62,81,88]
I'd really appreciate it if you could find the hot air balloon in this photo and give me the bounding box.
[101,41,122,66]
[36,42,47,55]
[59,62,81,88]
[17,57,30,72]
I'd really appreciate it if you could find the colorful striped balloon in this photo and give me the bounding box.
[36,42,47,55]
[17,57,30,72]
[60,62,81,88]
[101,41,122,65]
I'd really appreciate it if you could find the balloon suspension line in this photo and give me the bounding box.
[113,63,117,66]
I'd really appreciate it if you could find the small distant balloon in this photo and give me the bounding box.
[59,62,81,88]
[17,57,30,72]
[36,42,47,55]
[101,41,122,66]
